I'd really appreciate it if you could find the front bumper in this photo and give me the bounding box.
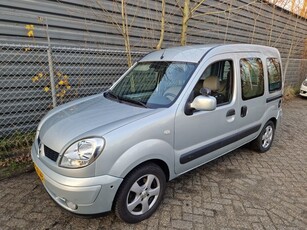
[300,84,307,97]
[31,144,123,214]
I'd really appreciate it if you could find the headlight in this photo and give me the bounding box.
[303,80,307,87]
[59,138,105,168]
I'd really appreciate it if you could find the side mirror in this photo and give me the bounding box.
[190,95,216,111]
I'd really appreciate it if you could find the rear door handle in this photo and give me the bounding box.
[226,109,235,117]
[241,106,247,117]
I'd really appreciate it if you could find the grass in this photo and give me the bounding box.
[283,85,300,101]
[0,132,35,180]
[0,156,33,180]
[0,132,35,153]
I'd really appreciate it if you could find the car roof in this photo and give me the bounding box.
[140,44,280,63]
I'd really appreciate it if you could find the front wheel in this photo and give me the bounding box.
[114,163,166,223]
[251,120,275,152]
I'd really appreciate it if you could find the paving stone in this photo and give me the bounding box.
[5,218,29,228]
[159,210,171,226]
[252,222,265,230]
[246,208,268,216]
[171,205,182,219]
[172,219,193,229]
[0,97,306,229]
[260,216,276,230]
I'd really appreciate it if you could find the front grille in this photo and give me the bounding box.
[44,145,59,162]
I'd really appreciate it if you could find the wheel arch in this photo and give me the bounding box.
[268,117,277,128]
[107,139,175,180]
[133,159,170,182]
[251,118,276,152]
[111,160,169,215]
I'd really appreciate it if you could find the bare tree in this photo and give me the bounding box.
[175,0,206,46]
[283,13,301,79]
[267,0,307,79]
[94,0,136,67]
[156,0,166,50]
[300,0,307,17]
[270,0,307,17]
[176,0,258,46]
[121,0,132,66]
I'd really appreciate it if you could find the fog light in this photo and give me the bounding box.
[57,197,78,210]
[66,200,78,210]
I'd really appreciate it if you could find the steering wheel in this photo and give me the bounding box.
[163,92,177,101]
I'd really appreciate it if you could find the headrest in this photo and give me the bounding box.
[203,76,220,91]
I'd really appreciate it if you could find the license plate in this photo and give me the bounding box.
[34,163,44,183]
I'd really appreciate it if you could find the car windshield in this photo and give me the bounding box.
[106,61,197,108]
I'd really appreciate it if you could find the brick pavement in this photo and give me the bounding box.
[0,97,306,229]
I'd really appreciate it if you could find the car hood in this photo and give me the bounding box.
[39,94,157,153]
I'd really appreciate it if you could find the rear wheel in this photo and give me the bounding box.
[251,120,275,152]
[114,163,166,223]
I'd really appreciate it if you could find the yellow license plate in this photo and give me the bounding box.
[34,163,44,183]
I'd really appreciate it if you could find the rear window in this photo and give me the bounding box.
[240,58,264,100]
[267,58,282,93]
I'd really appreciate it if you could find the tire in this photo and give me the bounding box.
[251,120,275,152]
[114,163,166,223]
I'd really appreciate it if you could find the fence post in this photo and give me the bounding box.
[46,18,57,108]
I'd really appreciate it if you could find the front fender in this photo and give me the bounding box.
[108,139,175,180]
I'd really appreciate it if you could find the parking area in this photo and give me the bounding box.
[0,97,306,230]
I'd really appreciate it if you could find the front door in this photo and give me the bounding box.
[174,55,240,174]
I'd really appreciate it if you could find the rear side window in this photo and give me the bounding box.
[240,58,264,100]
[267,58,282,92]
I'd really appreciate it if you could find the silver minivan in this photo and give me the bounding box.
[31,44,283,223]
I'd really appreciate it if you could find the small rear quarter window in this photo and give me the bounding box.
[267,58,282,93]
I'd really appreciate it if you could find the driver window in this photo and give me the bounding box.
[192,60,233,106]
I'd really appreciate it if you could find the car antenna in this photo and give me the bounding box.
[160,50,165,60]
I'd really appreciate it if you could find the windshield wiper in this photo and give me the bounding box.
[105,90,147,108]
[105,90,120,102]
[120,96,148,108]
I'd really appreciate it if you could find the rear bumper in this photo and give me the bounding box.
[275,107,282,132]
[31,144,122,214]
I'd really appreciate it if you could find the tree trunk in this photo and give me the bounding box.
[121,0,132,67]
[156,0,166,50]
[180,0,190,46]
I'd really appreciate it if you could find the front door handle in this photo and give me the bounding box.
[226,109,235,117]
[241,106,247,117]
